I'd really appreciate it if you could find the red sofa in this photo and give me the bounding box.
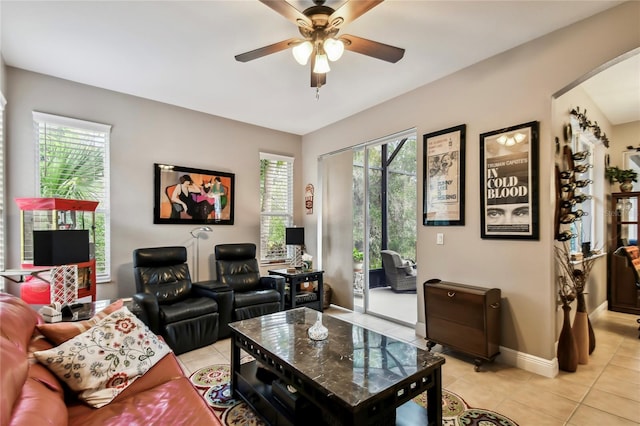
[0,292,223,426]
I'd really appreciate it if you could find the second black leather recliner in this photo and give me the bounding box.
[133,246,219,355]
[215,243,285,320]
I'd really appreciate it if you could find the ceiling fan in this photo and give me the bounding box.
[235,0,405,89]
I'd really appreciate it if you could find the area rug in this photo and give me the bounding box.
[189,364,519,426]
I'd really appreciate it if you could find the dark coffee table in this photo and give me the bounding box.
[229,308,445,425]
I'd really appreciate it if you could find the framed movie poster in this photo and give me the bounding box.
[480,121,539,239]
[154,163,235,225]
[423,124,466,226]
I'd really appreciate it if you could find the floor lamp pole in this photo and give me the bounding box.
[190,226,213,281]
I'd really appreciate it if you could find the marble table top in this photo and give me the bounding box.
[229,307,445,407]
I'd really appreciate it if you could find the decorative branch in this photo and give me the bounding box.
[554,241,598,304]
[570,107,610,147]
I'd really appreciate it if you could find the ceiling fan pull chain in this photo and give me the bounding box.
[316,87,320,100]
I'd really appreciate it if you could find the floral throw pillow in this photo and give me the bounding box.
[34,306,171,408]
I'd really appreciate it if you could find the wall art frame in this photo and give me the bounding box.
[154,163,235,225]
[480,121,539,240]
[423,124,466,226]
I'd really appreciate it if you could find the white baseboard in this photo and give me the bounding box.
[590,300,608,321]
[415,301,611,378]
[415,321,558,378]
[497,346,558,378]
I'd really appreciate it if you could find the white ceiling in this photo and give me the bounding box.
[580,53,640,126]
[1,0,631,135]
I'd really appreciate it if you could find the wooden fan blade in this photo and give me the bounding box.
[310,54,326,88]
[259,0,312,29]
[341,34,405,63]
[235,38,299,62]
[327,0,383,29]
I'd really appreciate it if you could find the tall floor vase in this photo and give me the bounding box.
[576,292,596,354]
[558,304,578,372]
[572,295,589,364]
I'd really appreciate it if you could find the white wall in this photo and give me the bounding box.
[320,149,355,309]
[0,0,4,94]
[612,121,640,170]
[0,57,5,96]
[301,2,640,367]
[5,68,302,299]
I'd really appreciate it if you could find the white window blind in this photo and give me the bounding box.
[260,153,294,262]
[0,93,6,272]
[33,112,111,282]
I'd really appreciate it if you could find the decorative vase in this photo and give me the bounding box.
[588,317,596,355]
[576,292,596,354]
[558,304,578,372]
[620,180,634,192]
[572,295,589,364]
[308,312,328,341]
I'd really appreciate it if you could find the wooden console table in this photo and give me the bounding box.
[1,267,54,283]
[423,279,501,371]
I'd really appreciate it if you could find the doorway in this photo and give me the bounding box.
[552,48,640,318]
[319,128,418,326]
[352,129,418,326]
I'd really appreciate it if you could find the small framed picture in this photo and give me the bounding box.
[423,124,466,226]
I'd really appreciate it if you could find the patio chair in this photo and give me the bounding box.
[380,250,417,292]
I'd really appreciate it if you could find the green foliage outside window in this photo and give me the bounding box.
[353,138,417,269]
[39,128,108,276]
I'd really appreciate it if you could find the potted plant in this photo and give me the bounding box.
[605,166,638,191]
[352,248,364,272]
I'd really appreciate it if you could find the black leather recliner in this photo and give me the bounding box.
[214,243,285,320]
[133,246,219,355]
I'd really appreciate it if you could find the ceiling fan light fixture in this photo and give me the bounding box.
[314,53,331,73]
[324,37,344,61]
[292,40,313,65]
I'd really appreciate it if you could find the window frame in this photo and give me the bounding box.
[32,111,111,282]
[0,92,6,272]
[260,152,294,264]
[569,115,602,254]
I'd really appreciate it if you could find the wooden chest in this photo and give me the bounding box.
[423,279,501,370]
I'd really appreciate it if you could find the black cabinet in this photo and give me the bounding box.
[609,192,640,315]
[268,269,324,311]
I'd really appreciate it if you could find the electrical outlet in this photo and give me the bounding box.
[437,233,444,245]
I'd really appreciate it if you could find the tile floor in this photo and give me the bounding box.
[178,307,640,425]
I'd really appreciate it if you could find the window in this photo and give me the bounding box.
[33,112,111,281]
[260,153,294,263]
[0,92,6,271]
[568,115,603,254]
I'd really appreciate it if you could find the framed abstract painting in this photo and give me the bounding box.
[154,163,235,225]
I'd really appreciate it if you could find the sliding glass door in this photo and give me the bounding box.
[321,129,417,325]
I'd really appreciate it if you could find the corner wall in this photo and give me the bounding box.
[5,68,302,299]
[0,0,4,94]
[0,56,5,96]
[301,1,640,367]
